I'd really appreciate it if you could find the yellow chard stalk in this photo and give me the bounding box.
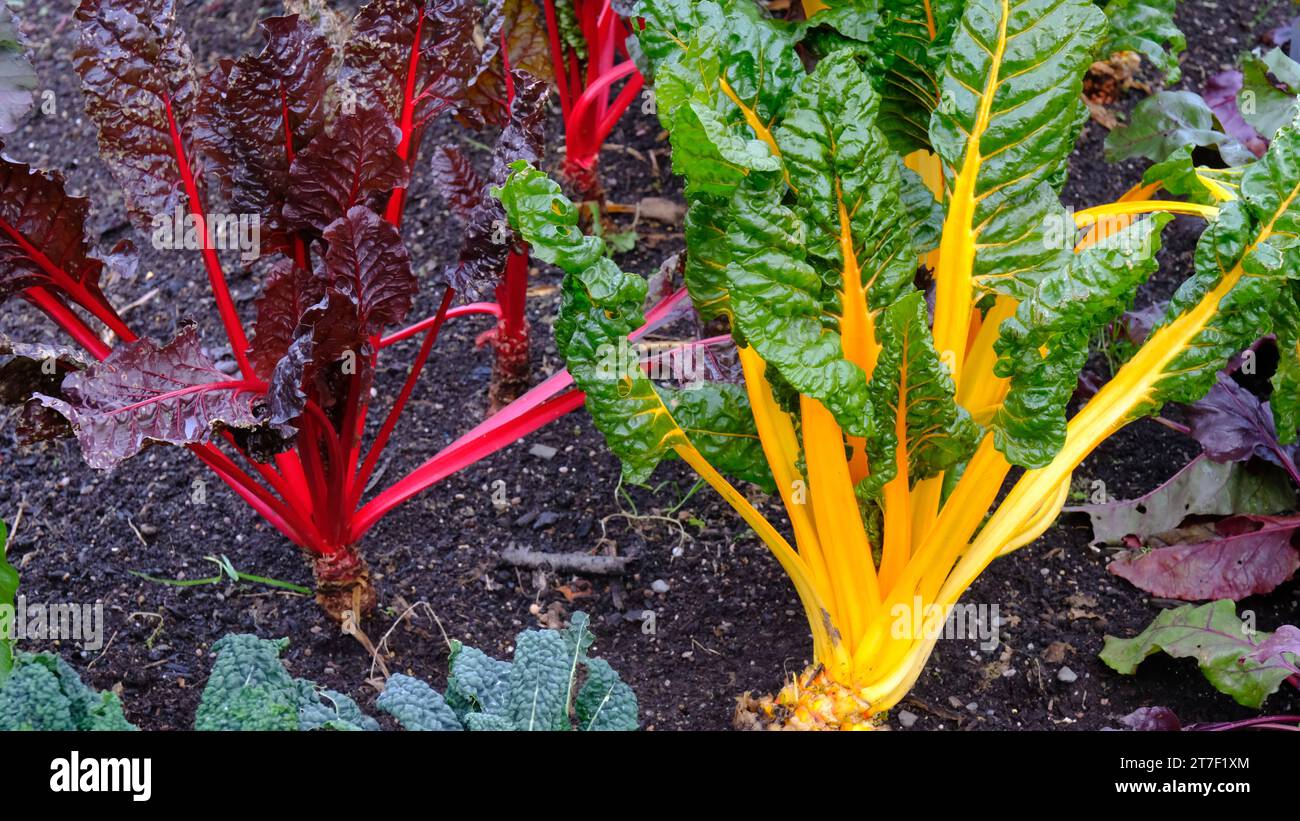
[499,0,1300,729]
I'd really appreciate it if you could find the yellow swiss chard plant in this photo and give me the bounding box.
[498,0,1300,729]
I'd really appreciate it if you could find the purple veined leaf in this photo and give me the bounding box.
[1184,373,1300,484]
[35,324,265,470]
[283,105,409,232]
[1108,514,1300,601]
[0,157,117,309]
[73,0,203,233]
[1246,624,1300,667]
[0,5,37,135]
[444,69,548,300]
[1203,69,1269,157]
[1119,706,1182,731]
[193,15,332,258]
[1065,454,1298,547]
[429,144,485,221]
[342,0,481,161]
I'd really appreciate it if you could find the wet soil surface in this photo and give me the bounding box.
[1,0,1296,731]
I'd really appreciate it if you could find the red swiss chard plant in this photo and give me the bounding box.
[0,0,614,620]
[541,0,645,203]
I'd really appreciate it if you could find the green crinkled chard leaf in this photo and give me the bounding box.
[1100,600,1295,709]
[495,161,604,273]
[775,50,916,310]
[867,291,979,488]
[501,162,769,487]
[725,175,872,438]
[993,214,1170,467]
[1139,122,1300,415]
[1142,144,1242,206]
[377,673,463,731]
[931,0,1105,303]
[639,0,797,198]
[796,0,882,55]
[1099,0,1185,82]
[576,657,639,730]
[667,383,773,491]
[871,0,964,154]
[681,195,733,318]
[899,165,945,259]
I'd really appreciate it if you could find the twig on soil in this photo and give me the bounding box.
[116,287,161,318]
[498,546,634,575]
[86,630,119,669]
[4,500,26,554]
[367,600,452,684]
[126,516,149,548]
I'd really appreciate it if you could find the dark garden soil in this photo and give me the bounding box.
[1,0,1297,732]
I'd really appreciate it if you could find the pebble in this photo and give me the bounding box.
[532,511,559,529]
[897,710,919,728]
[651,579,670,594]
[1057,666,1079,683]
[529,444,558,460]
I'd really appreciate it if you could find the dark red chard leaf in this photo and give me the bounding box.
[0,336,91,404]
[1185,374,1300,479]
[0,156,117,309]
[36,324,264,469]
[461,0,554,128]
[315,205,416,340]
[193,15,332,258]
[73,0,202,232]
[342,0,480,163]
[249,258,326,425]
[445,69,547,299]
[1108,515,1300,601]
[0,337,91,442]
[429,144,485,221]
[249,257,323,380]
[283,105,408,232]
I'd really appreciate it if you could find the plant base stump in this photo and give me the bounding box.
[312,550,377,622]
[734,667,884,731]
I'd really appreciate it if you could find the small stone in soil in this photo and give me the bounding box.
[532,511,560,529]
[651,579,670,593]
[1057,666,1079,683]
[514,510,538,527]
[897,710,919,728]
[529,444,558,460]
